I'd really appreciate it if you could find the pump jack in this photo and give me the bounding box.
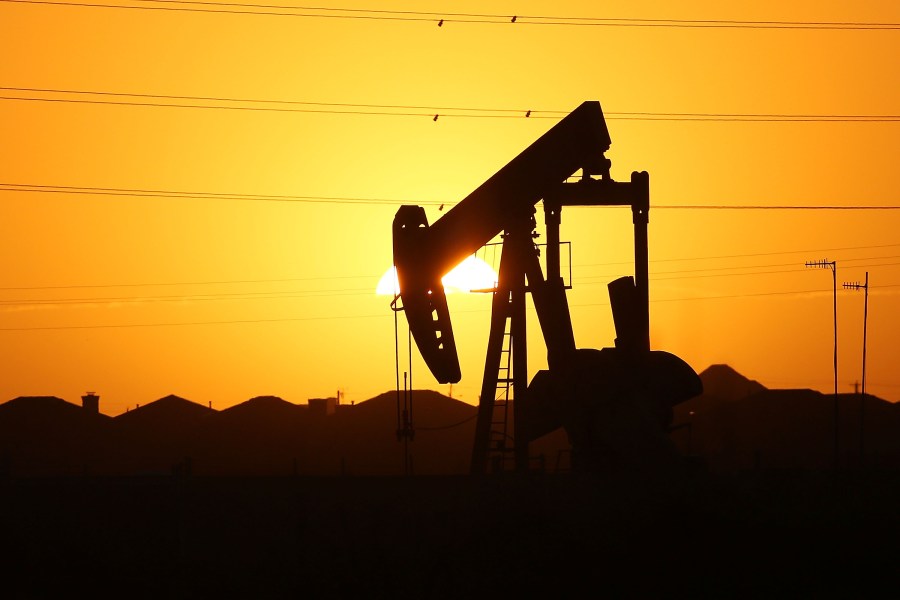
[392,101,702,475]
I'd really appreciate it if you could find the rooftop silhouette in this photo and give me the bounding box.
[2,366,899,478]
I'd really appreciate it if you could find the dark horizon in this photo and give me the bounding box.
[4,364,900,597]
[4,364,900,479]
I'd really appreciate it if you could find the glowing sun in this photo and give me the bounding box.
[376,256,498,295]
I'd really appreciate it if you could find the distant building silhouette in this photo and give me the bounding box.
[307,396,338,416]
[307,390,343,416]
[81,392,100,414]
[2,371,898,478]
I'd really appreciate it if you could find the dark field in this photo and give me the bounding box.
[2,469,899,598]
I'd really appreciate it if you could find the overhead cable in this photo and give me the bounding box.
[3,183,900,210]
[6,284,900,331]
[2,87,899,122]
[3,0,900,29]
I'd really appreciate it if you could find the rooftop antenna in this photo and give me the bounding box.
[844,271,869,465]
[806,258,838,469]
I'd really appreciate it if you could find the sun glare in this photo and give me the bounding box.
[375,267,401,296]
[376,256,498,295]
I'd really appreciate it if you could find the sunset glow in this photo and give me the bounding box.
[376,256,498,295]
[1,1,898,414]
[5,4,900,594]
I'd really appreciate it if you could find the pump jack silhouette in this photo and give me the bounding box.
[392,101,702,475]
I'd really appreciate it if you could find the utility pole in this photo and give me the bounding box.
[806,258,838,469]
[843,272,869,466]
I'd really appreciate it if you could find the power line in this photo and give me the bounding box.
[0,95,456,118]
[579,262,900,286]
[416,413,477,431]
[10,261,899,307]
[657,204,900,210]
[649,261,900,282]
[3,0,900,29]
[3,88,900,122]
[577,283,900,306]
[0,287,373,306]
[112,1,900,30]
[2,244,898,295]
[3,183,900,210]
[5,257,899,306]
[575,243,900,268]
[0,313,387,331]
[574,259,900,288]
[0,86,551,115]
[582,255,900,278]
[0,183,436,205]
[0,274,373,291]
[6,283,899,331]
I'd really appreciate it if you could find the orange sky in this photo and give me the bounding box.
[1,1,898,415]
